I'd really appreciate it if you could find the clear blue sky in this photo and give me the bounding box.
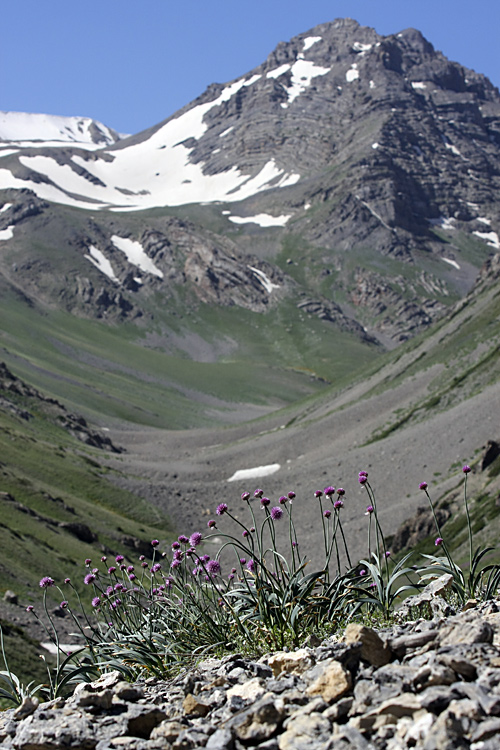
[2,0,498,136]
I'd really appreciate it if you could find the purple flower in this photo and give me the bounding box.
[270,506,283,521]
[337,488,345,496]
[292,541,298,548]
[164,577,173,588]
[129,574,136,581]
[173,549,183,560]
[64,578,71,584]
[240,558,247,565]
[206,559,221,575]
[241,492,250,502]
[120,564,126,571]
[201,554,210,563]
[246,559,256,573]
[101,556,107,563]
[207,519,217,528]
[141,561,148,568]
[242,530,249,538]
[254,489,263,498]
[114,583,125,592]
[385,551,391,558]
[178,535,189,544]
[334,499,344,510]
[91,597,100,608]
[359,569,367,576]
[85,558,91,566]
[288,491,296,500]
[358,475,368,485]
[260,497,270,507]
[26,605,34,612]
[463,465,471,474]
[139,555,145,561]
[324,486,335,496]
[171,559,181,569]
[151,539,159,547]
[279,495,288,505]
[39,577,54,589]
[435,537,444,546]
[314,490,323,499]
[106,586,114,595]
[151,563,162,573]
[127,565,134,573]
[115,555,124,563]
[228,573,235,581]
[216,503,228,516]
[419,482,428,491]
[359,471,368,478]
[365,505,374,515]
[171,542,180,551]
[84,573,96,585]
[323,510,332,519]
[189,532,202,547]
[59,601,68,609]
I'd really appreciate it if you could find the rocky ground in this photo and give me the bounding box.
[3,581,500,749]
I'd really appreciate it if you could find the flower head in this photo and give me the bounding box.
[358,475,368,485]
[178,535,189,544]
[333,499,344,510]
[115,555,124,564]
[151,539,159,547]
[206,559,221,576]
[207,519,217,529]
[216,503,228,516]
[435,537,444,546]
[26,605,34,612]
[260,497,270,507]
[64,578,71,584]
[189,532,202,547]
[151,563,162,573]
[39,577,54,589]
[270,506,283,521]
[324,486,335,496]
[337,488,345,496]
[279,495,288,505]
[462,465,471,474]
[365,505,374,515]
[246,559,256,573]
[91,597,100,608]
[254,489,264,499]
[359,569,367,576]
[241,492,250,502]
[59,601,68,609]
[108,566,116,574]
[323,509,332,519]
[85,558,91,566]
[84,573,96,585]
[419,482,428,491]
[288,491,296,501]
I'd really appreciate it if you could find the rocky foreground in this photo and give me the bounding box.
[3,584,500,749]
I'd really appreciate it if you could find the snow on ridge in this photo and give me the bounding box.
[411,82,427,90]
[280,59,330,108]
[346,64,359,82]
[111,235,163,278]
[0,202,12,213]
[228,213,291,227]
[303,36,322,51]
[0,149,19,158]
[84,246,119,282]
[0,225,14,240]
[474,230,500,249]
[248,266,281,294]
[442,257,460,270]
[227,463,280,482]
[267,63,291,80]
[352,42,372,54]
[477,217,491,225]
[0,111,119,148]
[429,216,455,231]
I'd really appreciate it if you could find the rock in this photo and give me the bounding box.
[278,712,332,750]
[269,649,314,677]
[182,693,211,717]
[3,590,18,604]
[226,696,286,742]
[305,659,352,703]
[343,624,392,667]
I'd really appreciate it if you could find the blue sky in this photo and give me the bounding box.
[2,0,498,136]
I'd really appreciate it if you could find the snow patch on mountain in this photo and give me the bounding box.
[84,246,119,282]
[474,230,500,249]
[111,235,163,278]
[227,463,280,482]
[248,266,281,293]
[280,59,331,107]
[346,64,360,82]
[228,213,291,227]
[303,36,322,51]
[0,225,14,240]
[0,112,121,148]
